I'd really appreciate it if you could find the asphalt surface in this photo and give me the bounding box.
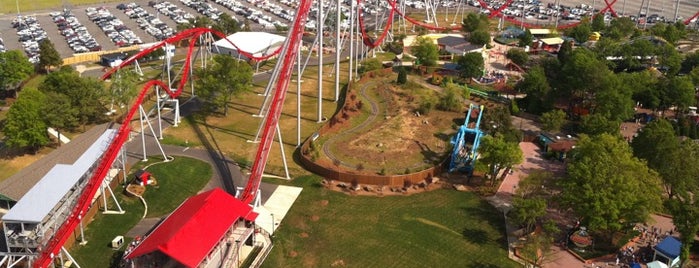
[2,0,697,63]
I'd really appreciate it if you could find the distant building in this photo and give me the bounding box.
[212,32,285,61]
[437,36,483,58]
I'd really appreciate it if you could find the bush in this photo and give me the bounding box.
[397,68,407,84]
[359,58,383,74]
[417,97,435,115]
[437,86,463,112]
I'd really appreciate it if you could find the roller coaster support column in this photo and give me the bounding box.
[297,43,302,146]
[78,214,86,245]
[60,247,80,268]
[318,0,324,123]
[472,105,485,151]
[276,124,291,180]
[335,0,341,102]
[348,0,355,82]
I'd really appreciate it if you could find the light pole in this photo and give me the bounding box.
[270,213,275,237]
[235,239,240,267]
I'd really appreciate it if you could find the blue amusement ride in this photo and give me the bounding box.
[449,104,485,175]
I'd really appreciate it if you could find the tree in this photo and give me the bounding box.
[630,119,686,193]
[511,196,547,233]
[578,114,620,136]
[564,18,592,43]
[559,134,663,240]
[456,52,484,79]
[478,134,523,185]
[39,66,106,128]
[461,12,488,33]
[195,55,253,116]
[656,43,683,76]
[437,83,463,112]
[481,105,520,143]
[411,36,439,66]
[607,17,636,39]
[518,30,533,47]
[0,50,34,97]
[540,109,566,133]
[591,14,605,32]
[557,40,573,64]
[3,88,49,151]
[506,48,529,66]
[658,76,695,112]
[515,66,551,114]
[38,39,63,73]
[41,91,78,144]
[681,51,699,74]
[212,13,240,35]
[468,30,490,46]
[396,67,407,84]
[620,71,660,109]
[107,68,140,113]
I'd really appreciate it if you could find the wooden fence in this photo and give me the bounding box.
[62,45,142,66]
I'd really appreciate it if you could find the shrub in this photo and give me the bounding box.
[396,68,407,84]
[417,97,435,115]
[356,163,364,171]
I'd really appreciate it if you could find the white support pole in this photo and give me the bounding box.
[318,0,324,123]
[120,148,127,185]
[335,0,341,102]
[103,180,125,214]
[61,247,81,268]
[173,99,180,127]
[9,256,25,268]
[349,0,355,82]
[297,44,302,147]
[276,124,291,180]
[139,105,169,161]
[78,215,87,245]
[139,105,148,162]
[156,87,163,140]
[102,182,109,213]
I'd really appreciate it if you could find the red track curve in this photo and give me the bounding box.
[35,16,311,266]
[358,0,395,48]
[686,11,699,25]
[475,0,619,29]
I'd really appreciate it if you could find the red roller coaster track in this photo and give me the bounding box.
[34,0,695,265]
[34,0,312,264]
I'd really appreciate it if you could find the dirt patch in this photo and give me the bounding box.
[320,200,329,206]
[289,251,298,258]
[313,75,458,175]
[310,215,320,221]
[299,232,309,238]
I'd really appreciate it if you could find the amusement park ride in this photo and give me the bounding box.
[449,104,485,175]
[0,0,693,266]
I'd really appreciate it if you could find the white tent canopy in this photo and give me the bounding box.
[213,32,285,59]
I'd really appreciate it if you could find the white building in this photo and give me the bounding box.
[212,32,286,61]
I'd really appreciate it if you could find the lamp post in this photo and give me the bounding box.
[235,239,240,267]
[270,213,275,237]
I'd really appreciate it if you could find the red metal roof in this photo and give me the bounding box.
[126,188,255,267]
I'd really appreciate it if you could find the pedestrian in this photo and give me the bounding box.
[616,257,619,266]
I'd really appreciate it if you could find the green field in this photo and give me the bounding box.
[71,156,212,267]
[0,0,125,14]
[263,175,518,268]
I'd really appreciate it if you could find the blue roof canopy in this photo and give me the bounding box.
[655,236,681,259]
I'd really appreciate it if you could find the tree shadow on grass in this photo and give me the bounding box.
[462,227,489,245]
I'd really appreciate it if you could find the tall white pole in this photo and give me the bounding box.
[349,0,355,82]
[673,0,680,21]
[318,0,324,123]
[335,0,341,102]
[297,44,302,146]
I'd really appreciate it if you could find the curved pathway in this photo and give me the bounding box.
[321,80,381,169]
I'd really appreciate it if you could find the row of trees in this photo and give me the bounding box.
[4,66,109,151]
[0,39,63,98]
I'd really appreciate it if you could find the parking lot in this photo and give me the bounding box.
[0,0,697,61]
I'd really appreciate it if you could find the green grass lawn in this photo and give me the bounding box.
[263,175,518,268]
[71,156,212,267]
[0,0,125,14]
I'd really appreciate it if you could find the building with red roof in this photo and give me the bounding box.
[125,188,258,268]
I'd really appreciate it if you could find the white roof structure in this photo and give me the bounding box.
[529,29,553,35]
[213,32,286,58]
[540,37,565,46]
[2,129,116,223]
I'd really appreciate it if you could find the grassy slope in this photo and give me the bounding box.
[71,156,212,267]
[263,176,518,268]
